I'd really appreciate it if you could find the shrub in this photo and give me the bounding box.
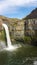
[24,36,31,44]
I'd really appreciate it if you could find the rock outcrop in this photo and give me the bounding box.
[23,8,37,36]
[23,8,37,19]
[0,16,24,41]
[0,8,37,41]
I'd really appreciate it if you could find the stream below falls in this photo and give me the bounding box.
[0,41,37,65]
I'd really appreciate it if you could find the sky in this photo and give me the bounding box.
[0,0,37,19]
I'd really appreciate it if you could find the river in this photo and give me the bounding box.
[0,41,37,65]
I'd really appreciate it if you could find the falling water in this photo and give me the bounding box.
[2,23,21,51]
[2,23,15,50]
[2,24,12,47]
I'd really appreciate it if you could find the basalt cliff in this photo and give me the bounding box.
[0,8,37,45]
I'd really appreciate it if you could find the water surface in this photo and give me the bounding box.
[0,42,37,65]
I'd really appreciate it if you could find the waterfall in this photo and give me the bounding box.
[2,23,21,51]
[2,23,12,47]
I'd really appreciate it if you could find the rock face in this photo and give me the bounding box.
[14,20,24,39]
[23,8,37,36]
[24,19,37,36]
[0,8,37,41]
[0,16,24,40]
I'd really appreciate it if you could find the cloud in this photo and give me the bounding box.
[0,0,37,14]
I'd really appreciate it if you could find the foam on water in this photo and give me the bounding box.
[1,44,21,52]
[34,61,37,65]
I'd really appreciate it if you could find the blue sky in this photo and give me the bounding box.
[0,0,37,19]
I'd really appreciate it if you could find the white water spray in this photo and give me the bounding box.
[2,23,15,50]
[2,23,21,51]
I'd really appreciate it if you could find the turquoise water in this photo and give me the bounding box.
[0,42,37,65]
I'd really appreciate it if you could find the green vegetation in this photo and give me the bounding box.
[0,29,6,41]
[24,36,31,44]
[24,32,37,45]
